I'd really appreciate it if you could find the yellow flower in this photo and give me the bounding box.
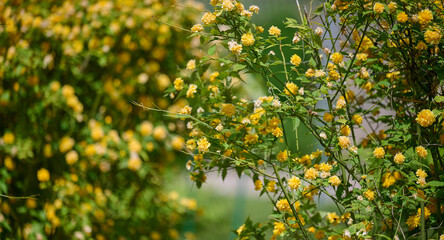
[191,24,204,32]
[424,30,442,45]
[65,150,79,165]
[236,224,245,235]
[416,41,428,51]
[128,157,142,171]
[37,168,50,182]
[272,127,283,137]
[171,136,185,151]
[222,0,234,11]
[388,2,397,12]
[393,152,405,164]
[186,84,197,98]
[241,32,255,46]
[129,139,142,153]
[153,126,167,141]
[340,125,351,136]
[416,109,435,127]
[326,212,340,225]
[268,26,281,36]
[256,26,264,33]
[276,199,291,212]
[179,105,192,115]
[352,114,363,125]
[174,78,184,91]
[220,103,236,117]
[382,171,401,188]
[418,9,433,25]
[288,176,301,189]
[3,132,15,144]
[415,146,428,159]
[228,40,242,55]
[244,133,259,144]
[338,136,350,149]
[363,189,375,201]
[318,162,332,172]
[356,53,368,62]
[417,207,431,220]
[335,96,346,110]
[330,52,343,64]
[140,121,153,136]
[373,147,385,159]
[197,137,211,152]
[186,59,196,70]
[298,154,312,166]
[304,167,319,180]
[323,113,334,122]
[304,68,314,78]
[406,214,420,230]
[59,136,75,153]
[273,221,286,236]
[416,169,427,178]
[284,82,299,95]
[201,12,216,25]
[397,12,408,23]
[4,157,14,170]
[373,3,384,13]
[277,150,289,162]
[266,180,276,192]
[287,215,305,228]
[249,5,260,13]
[186,139,196,150]
[254,179,262,191]
[290,54,302,66]
[417,177,427,187]
[329,175,341,186]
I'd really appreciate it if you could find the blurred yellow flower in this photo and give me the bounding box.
[37,168,50,182]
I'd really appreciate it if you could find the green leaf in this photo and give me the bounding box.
[293,117,300,131]
[208,45,216,56]
[435,96,444,102]
[232,64,246,72]
[428,181,444,187]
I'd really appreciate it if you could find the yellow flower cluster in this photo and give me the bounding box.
[373,147,385,159]
[277,150,289,162]
[373,3,385,14]
[290,54,302,66]
[284,82,299,95]
[393,152,405,164]
[363,189,375,201]
[268,26,281,36]
[241,33,255,46]
[288,176,301,189]
[330,52,344,64]
[276,199,291,212]
[415,109,436,127]
[418,9,433,25]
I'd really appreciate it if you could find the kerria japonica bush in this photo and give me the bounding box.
[0,0,202,239]
[155,0,444,239]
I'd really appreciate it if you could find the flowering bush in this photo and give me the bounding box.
[0,0,202,239]
[166,0,444,239]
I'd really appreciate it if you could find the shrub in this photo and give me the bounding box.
[0,0,202,238]
[167,0,444,239]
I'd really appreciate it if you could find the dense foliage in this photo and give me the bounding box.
[168,0,444,239]
[0,0,201,239]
